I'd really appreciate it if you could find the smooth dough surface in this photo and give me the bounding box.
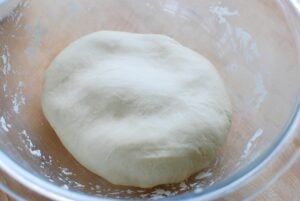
[42,31,232,188]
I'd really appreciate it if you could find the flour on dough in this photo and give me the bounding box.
[42,31,232,188]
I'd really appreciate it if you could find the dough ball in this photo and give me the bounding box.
[42,31,232,188]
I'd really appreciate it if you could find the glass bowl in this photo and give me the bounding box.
[0,0,299,200]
